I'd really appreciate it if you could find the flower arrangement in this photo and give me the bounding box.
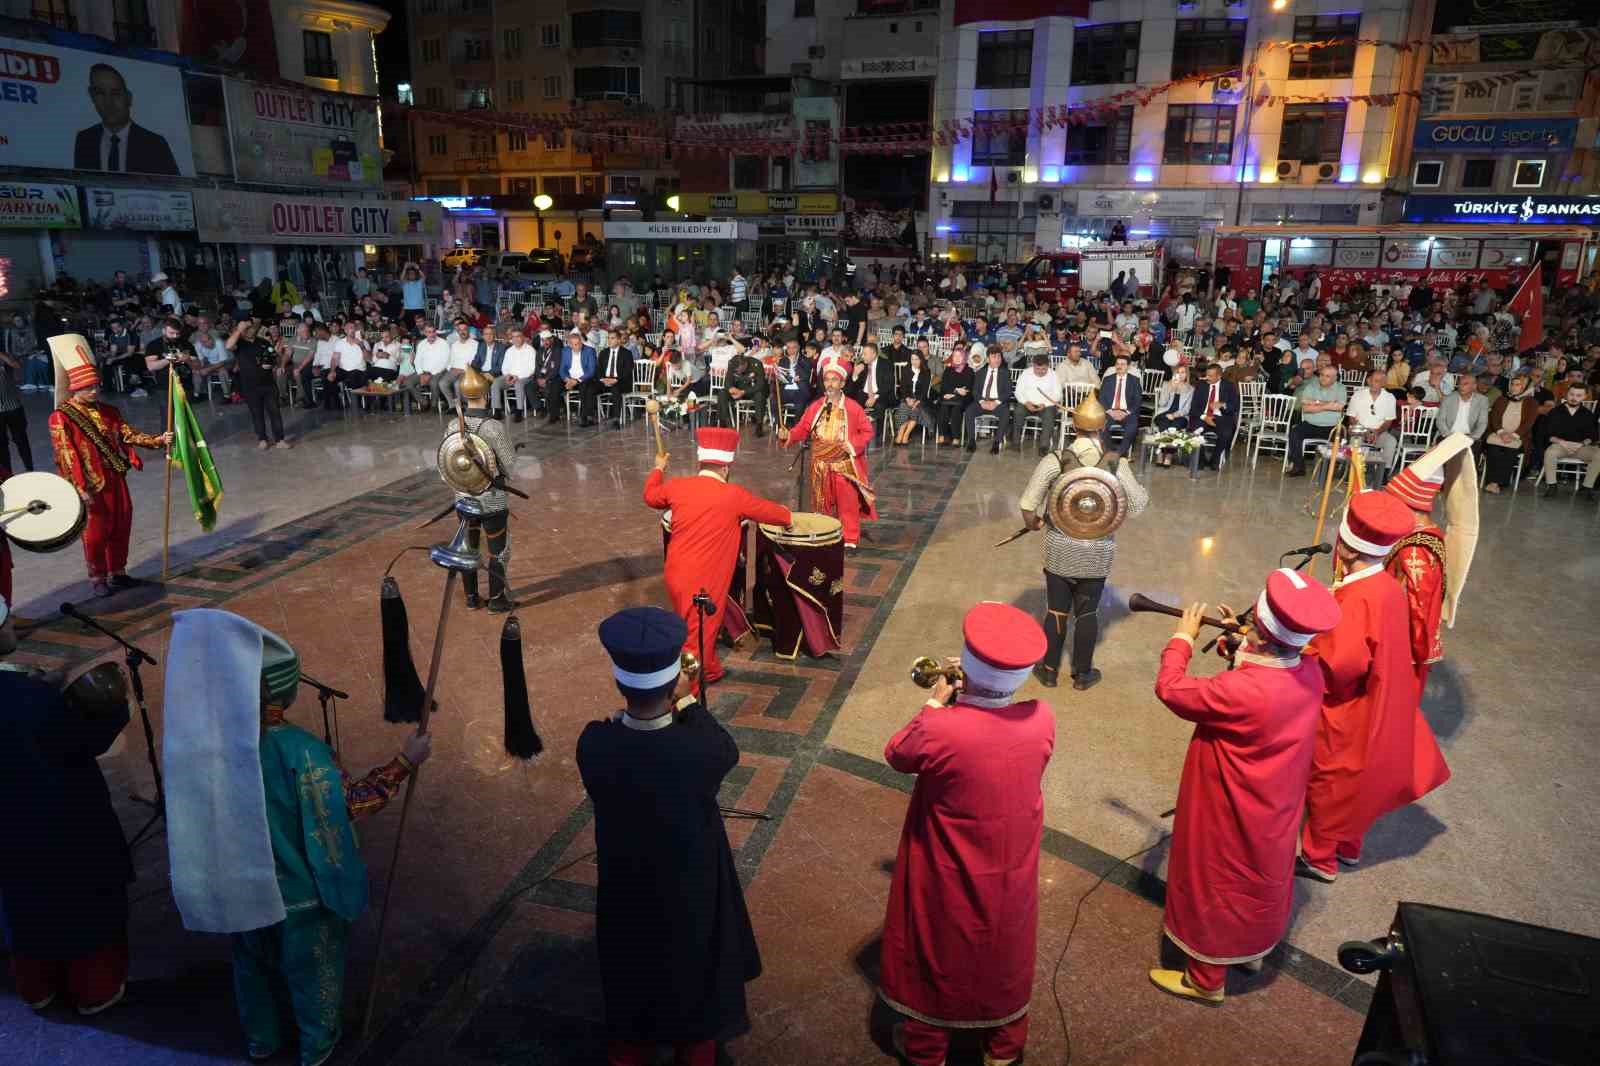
[1147,428,1206,455]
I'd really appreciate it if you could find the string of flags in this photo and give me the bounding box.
[402,35,1596,157]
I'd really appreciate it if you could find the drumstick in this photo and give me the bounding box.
[645,398,666,459]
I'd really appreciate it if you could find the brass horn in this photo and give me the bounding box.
[910,656,965,689]
[680,650,701,679]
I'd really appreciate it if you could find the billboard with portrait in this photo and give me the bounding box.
[224,78,382,188]
[0,36,195,177]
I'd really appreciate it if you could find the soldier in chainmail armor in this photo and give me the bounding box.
[452,365,518,612]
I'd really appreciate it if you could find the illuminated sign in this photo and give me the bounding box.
[1401,194,1600,225]
[1412,118,1577,153]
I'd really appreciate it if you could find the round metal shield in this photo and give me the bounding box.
[436,431,498,495]
[1047,465,1128,540]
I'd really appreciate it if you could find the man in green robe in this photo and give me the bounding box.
[163,609,430,1066]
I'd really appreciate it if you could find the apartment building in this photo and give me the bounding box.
[928,0,1420,265]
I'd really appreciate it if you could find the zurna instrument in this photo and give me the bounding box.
[1126,593,1245,634]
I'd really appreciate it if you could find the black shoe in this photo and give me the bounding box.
[1541,482,1558,497]
[609,419,622,429]
[1580,487,1596,500]
[486,594,514,614]
[464,593,482,610]
[580,418,596,427]
[965,440,977,452]
[1032,663,1058,689]
[109,574,141,590]
[1072,668,1102,691]
[512,412,524,423]
[989,442,1000,455]
[1285,467,1307,478]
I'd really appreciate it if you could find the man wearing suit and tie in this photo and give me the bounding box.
[1097,354,1141,457]
[1186,362,1241,470]
[73,64,181,176]
[848,342,898,440]
[965,345,1015,455]
[773,339,814,426]
[546,328,597,425]
[591,329,633,429]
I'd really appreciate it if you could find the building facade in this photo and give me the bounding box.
[927,0,1422,266]
[1392,3,1599,283]
[0,0,438,305]
[402,0,764,252]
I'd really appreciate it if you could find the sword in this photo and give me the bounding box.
[993,526,1035,548]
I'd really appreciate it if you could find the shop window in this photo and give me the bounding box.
[971,109,1028,168]
[1063,106,1132,165]
[1512,160,1545,189]
[1460,158,1495,189]
[609,174,642,196]
[1412,160,1443,188]
[1072,22,1140,86]
[1172,19,1245,79]
[1163,104,1235,165]
[976,29,1033,90]
[1278,103,1345,164]
[1289,15,1359,80]
[303,31,337,80]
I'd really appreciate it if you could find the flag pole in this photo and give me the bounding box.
[1307,424,1342,580]
[162,364,175,582]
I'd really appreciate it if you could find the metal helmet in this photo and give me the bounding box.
[1071,390,1107,432]
[458,365,492,406]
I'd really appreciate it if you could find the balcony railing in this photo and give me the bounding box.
[115,21,157,48]
[572,34,644,49]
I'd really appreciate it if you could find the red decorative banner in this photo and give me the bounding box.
[952,0,1090,25]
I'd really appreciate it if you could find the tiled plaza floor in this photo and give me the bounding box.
[5,392,1593,1064]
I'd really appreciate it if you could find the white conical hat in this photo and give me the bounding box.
[1395,433,1479,626]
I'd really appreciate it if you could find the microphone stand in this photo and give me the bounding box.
[62,605,164,848]
[693,587,771,823]
[299,673,348,750]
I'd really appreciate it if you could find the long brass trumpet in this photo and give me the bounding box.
[910,656,966,689]
[680,650,701,679]
[1126,593,1245,634]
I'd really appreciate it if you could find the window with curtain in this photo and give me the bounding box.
[1171,19,1245,79]
[1163,104,1236,165]
[1278,103,1346,164]
[1071,22,1140,86]
[970,109,1028,167]
[1062,106,1132,165]
[1289,15,1359,79]
[303,31,337,79]
[976,30,1034,90]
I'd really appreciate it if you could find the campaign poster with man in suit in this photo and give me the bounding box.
[0,36,195,178]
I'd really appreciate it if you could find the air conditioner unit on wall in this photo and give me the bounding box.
[1007,169,1022,185]
[1275,160,1301,180]
[1313,162,1338,183]
[1038,193,1056,213]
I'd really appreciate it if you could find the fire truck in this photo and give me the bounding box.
[1017,240,1167,302]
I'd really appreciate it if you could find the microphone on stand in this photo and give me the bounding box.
[1281,542,1332,559]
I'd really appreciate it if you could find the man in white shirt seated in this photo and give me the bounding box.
[1344,367,1399,475]
[492,326,539,422]
[403,321,452,410]
[323,321,370,410]
[191,319,234,401]
[1014,352,1064,457]
[438,318,480,408]
[295,325,337,408]
[1055,343,1100,389]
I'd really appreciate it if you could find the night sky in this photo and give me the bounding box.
[373,0,409,97]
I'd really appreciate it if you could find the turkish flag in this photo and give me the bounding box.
[182,0,279,80]
[1505,263,1543,354]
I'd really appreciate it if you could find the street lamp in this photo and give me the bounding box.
[666,194,681,213]
[533,193,553,248]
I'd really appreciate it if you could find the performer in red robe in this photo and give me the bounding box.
[776,355,877,549]
[1384,434,1478,692]
[880,602,1053,1066]
[46,335,171,598]
[643,426,791,685]
[1298,491,1451,882]
[1149,568,1341,1004]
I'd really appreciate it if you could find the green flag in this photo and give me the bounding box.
[170,384,222,531]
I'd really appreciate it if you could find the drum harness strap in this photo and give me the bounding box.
[58,401,132,477]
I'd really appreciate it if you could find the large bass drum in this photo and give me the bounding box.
[2,471,87,553]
